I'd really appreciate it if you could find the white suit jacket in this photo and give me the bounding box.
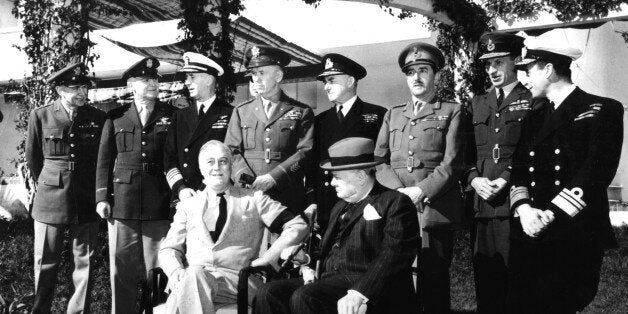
[159,185,307,278]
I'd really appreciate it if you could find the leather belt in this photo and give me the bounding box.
[116,162,161,172]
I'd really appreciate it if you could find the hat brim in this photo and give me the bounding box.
[316,70,347,81]
[514,58,537,70]
[319,158,384,171]
[479,52,511,60]
[402,60,440,72]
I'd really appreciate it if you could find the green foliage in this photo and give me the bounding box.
[177,0,244,102]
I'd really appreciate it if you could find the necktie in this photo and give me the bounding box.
[68,108,76,121]
[264,102,274,119]
[337,105,344,123]
[139,106,150,126]
[413,101,422,116]
[211,192,227,242]
[198,104,205,119]
[496,88,504,107]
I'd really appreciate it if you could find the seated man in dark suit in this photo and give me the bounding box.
[254,137,420,314]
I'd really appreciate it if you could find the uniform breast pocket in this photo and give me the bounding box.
[472,115,489,146]
[503,113,525,145]
[422,120,449,151]
[113,168,133,184]
[43,128,66,156]
[115,126,135,152]
[389,128,402,151]
[278,120,296,149]
[242,121,257,149]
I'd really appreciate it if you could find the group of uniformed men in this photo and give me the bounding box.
[25,30,623,314]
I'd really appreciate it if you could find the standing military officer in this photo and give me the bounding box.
[374,42,464,314]
[164,52,233,200]
[306,53,386,233]
[507,40,623,313]
[26,62,106,313]
[464,33,531,314]
[224,45,314,213]
[95,57,175,313]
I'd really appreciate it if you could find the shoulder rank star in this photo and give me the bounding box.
[146,59,153,68]
[74,67,82,75]
[160,117,169,124]
[251,46,260,58]
[487,39,495,51]
[325,58,334,70]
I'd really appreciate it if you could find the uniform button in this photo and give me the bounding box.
[70,154,75,157]
[324,170,329,175]
[531,197,535,202]
[119,129,124,132]
[554,149,560,154]
[324,182,329,186]
[528,167,534,172]
[409,135,414,140]
[70,143,75,147]
[70,133,75,137]
[555,180,560,186]
[411,121,416,126]
[183,163,188,168]
[265,128,270,132]
[184,148,189,153]
[495,113,500,117]
[90,134,94,138]
[265,138,270,142]
[49,135,54,139]
[495,128,500,133]
[142,131,146,134]
[141,141,146,146]
[141,153,146,157]
[529,151,535,157]
[334,243,340,248]
[531,181,536,187]
[555,165,560,171]
[408,151,414,156]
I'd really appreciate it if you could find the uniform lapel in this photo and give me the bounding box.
[497,82,528,113]
[415,100,436,120]
[252,96,268,124]
[401,101,415,120]
[335,98,363,139]
[267,94,294,126]
[125,101,143,128]
[187,99,223,145]
[143,102,167,128]
[52,100,72,127]
[485,87,499,111]
[534,88,582,146]
[182,103,198,141]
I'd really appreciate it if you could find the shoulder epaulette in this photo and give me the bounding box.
[34,104,52,111]
[391,103,406,109]
[235,98,255,108]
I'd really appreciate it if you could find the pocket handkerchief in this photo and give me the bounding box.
[363,204,382,220]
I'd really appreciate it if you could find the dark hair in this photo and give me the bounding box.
[536,60,572,80]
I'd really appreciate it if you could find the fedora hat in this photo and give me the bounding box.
[320,137,384,171]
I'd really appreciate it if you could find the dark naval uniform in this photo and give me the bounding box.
[308,98,385,230]
[508,87,622,313]
[164,98,232,193]
[466,82,536,313]
[225,92,314,212]
[25,62,106,313]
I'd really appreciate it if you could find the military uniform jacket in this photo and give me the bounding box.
[466,82,534,218]
[510,87,622,249]
[26,100,107,224]
[224,92,314,211]
[320,182,419,308]
[164,98,233,193]
[374,98,465,229]
[96,101,174,220]
[306,98,386,229]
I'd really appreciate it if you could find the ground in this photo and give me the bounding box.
[1,219,627,313]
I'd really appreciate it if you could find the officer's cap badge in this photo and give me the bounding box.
[74,67,82,75]
[521,47,528,58]
[183,55,190,66]
[325,58,334,70]
[411,47,423,61]
[146,59,153,68]
[487,39,495,52]
[251,46,260,58]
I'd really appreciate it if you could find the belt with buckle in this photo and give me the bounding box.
[492,144,501,164]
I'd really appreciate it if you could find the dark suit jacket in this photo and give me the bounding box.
[511,87,622,249]
[320,182,419,310]
[96,101,175,220]
[163,98,233,193]
[306,98,386,229]
[26,100,107,224]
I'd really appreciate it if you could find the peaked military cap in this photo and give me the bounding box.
[320,137,384,171]
[316,53,367,81]
[515,37,582,70]
[122,57,160,81]
[398,42,445,72]
[46,62,93,86]
[479,33,525,60]
[178,51,224,77]
[244,45,291,69]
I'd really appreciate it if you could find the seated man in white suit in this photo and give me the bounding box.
[159,140,308,313]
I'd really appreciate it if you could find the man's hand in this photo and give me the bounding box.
[251,174,276,192]
[397,187,424,205]
[517,204,554,237]
[250,257,279,271]
[167,268,186,294]
[301,266,317,285]
[337,290,367,314]
[96,201,111,219]
[471,177,506,201]
[489,178,508,196]
[303,204,317,221]
[178,188,197,200]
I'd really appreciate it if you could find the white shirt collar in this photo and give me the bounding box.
[336,95,358,116]
[205,184,231,198]
[497,80,519,98]
[60,102,75,117]
[547,84,577,109]
[197,94,216,113]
